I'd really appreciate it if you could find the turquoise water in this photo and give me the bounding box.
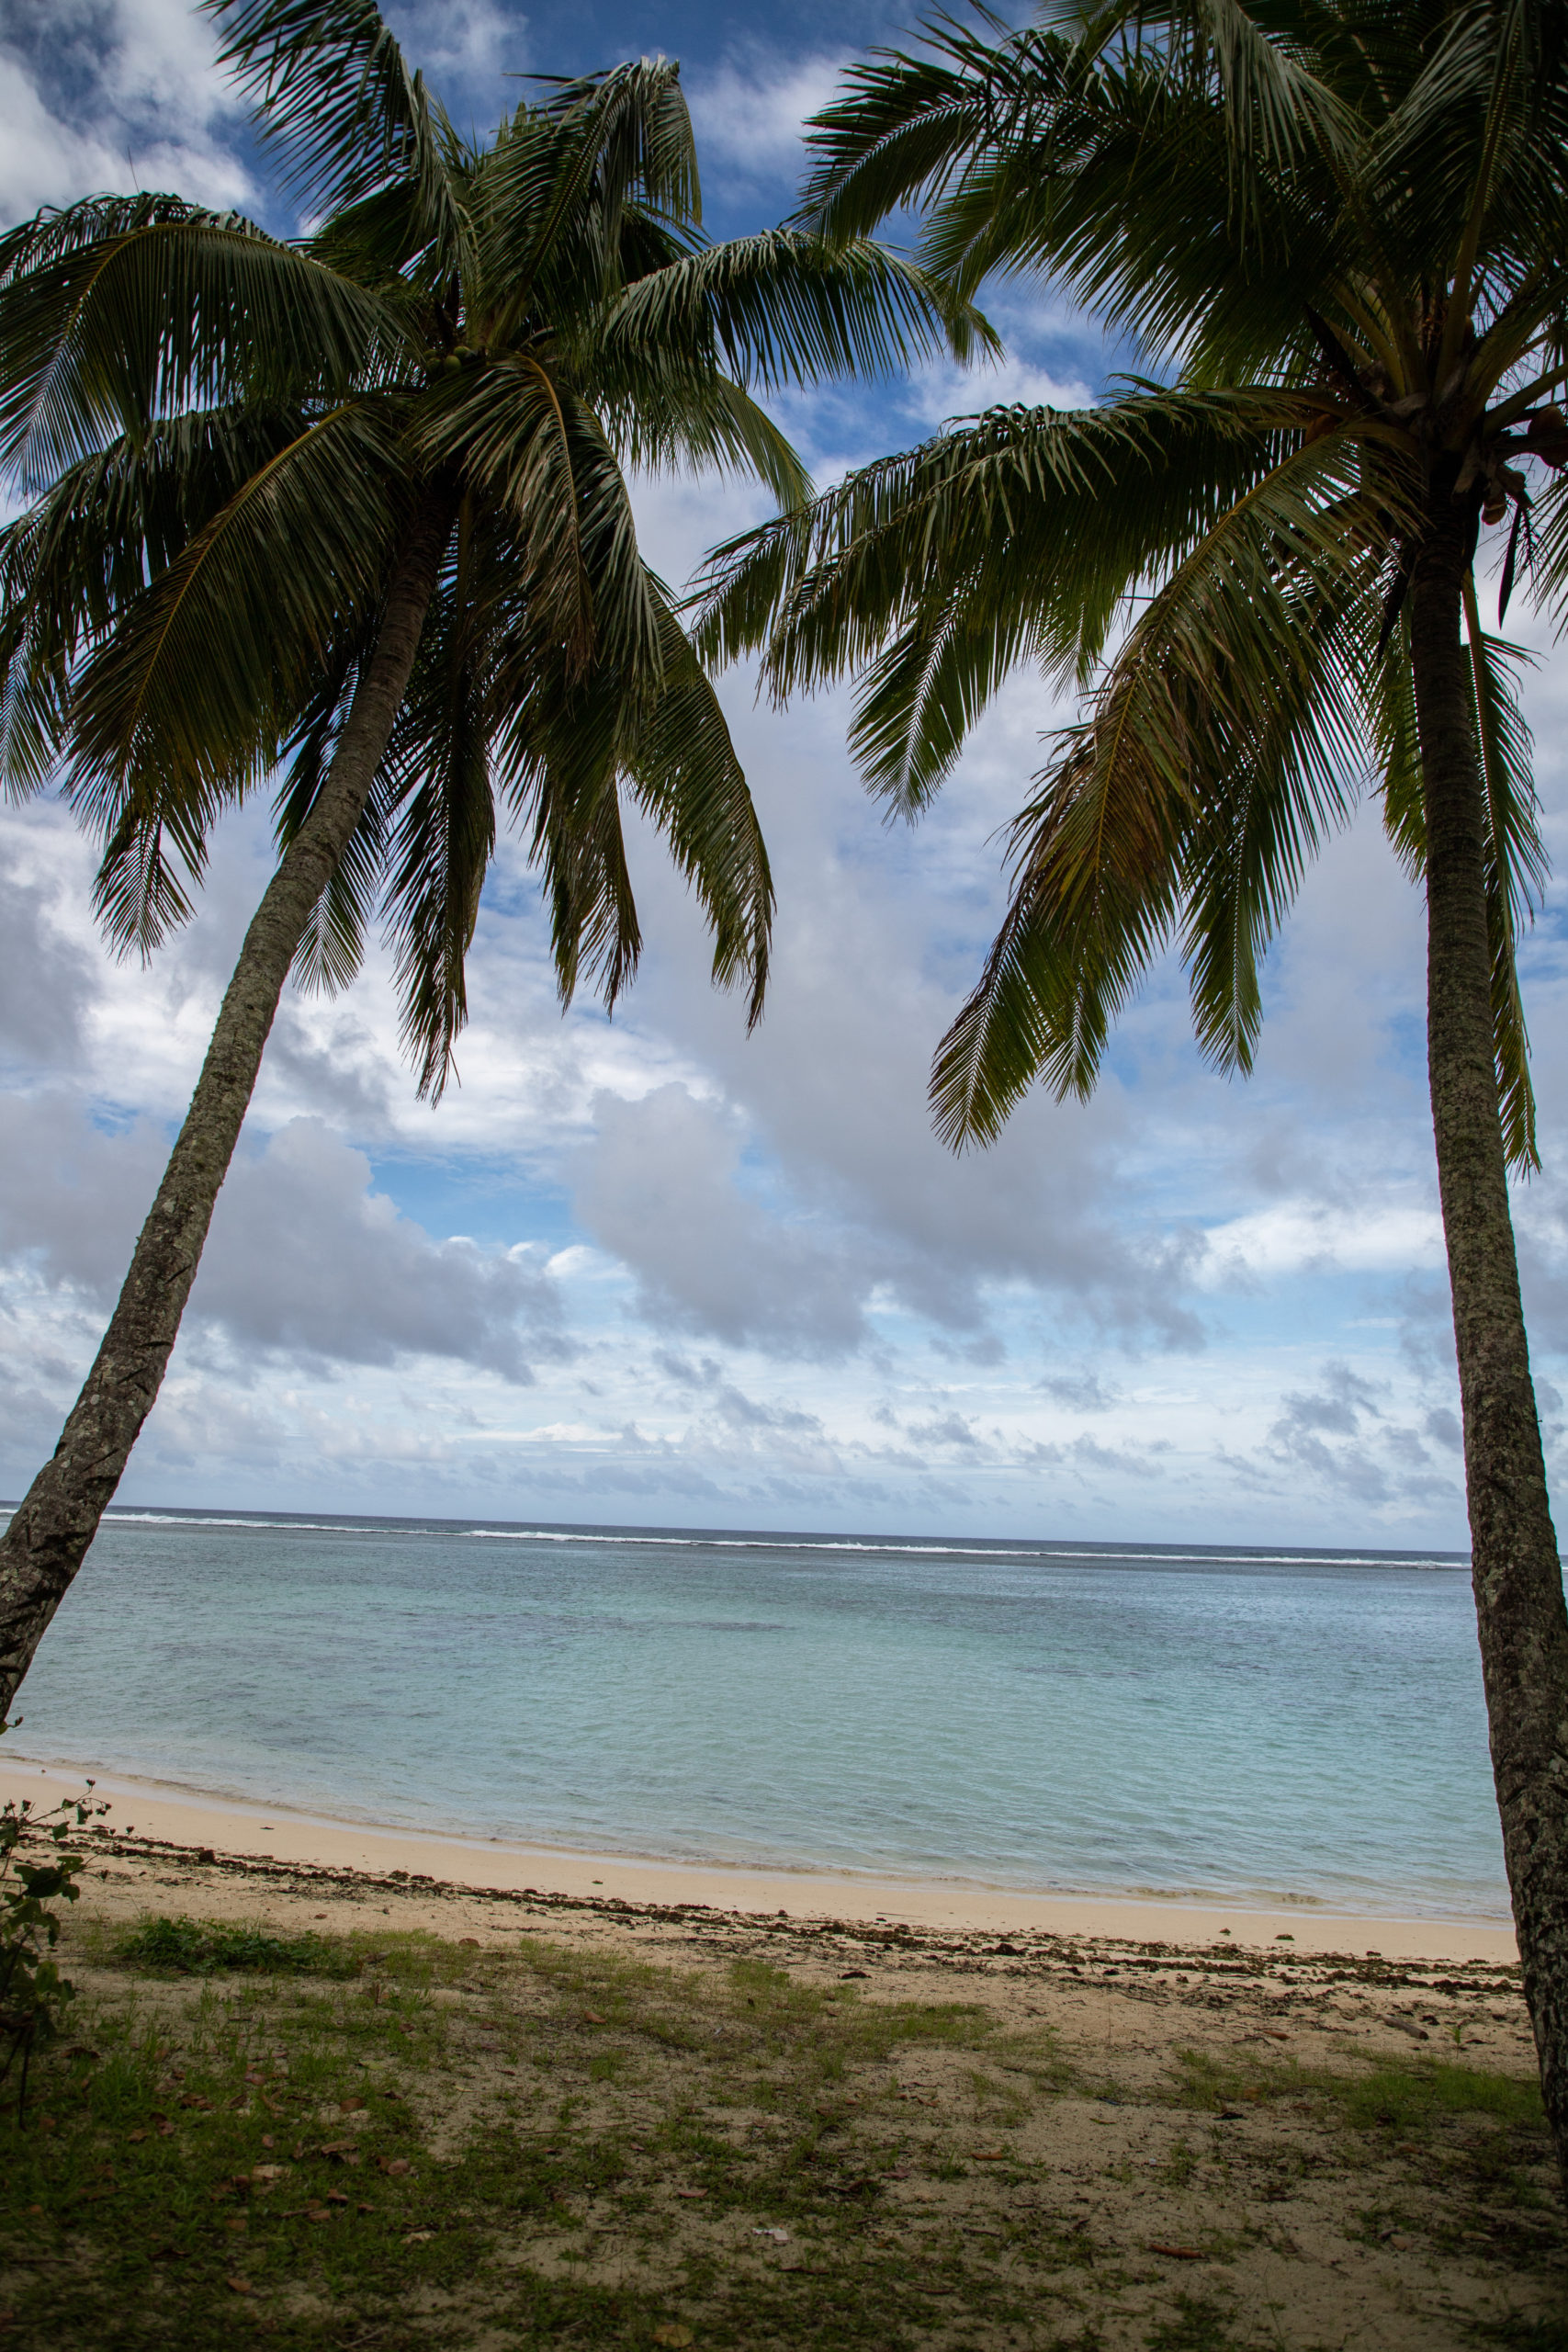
[5,1509,1511,1920]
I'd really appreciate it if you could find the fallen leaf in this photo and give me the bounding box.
[581,2011,607,2026]
[325,2191,350,2207]
[178,2095,211,2110]
[252,2165,286,2184]
[224,2278,254,2295]
[403,2230,434,2245]
[673,2188,707,2199]
[126,2129,147,2143]
[383,2158,411,2177]
[458,1937,480,1947]
[305,2207,333,2224]
[973,2150,1006,2161]
[651,2328,694,2348]
[339,2097,365,2113]
[1149,2243,1207,2260]
[754,2226,791,2243]
[839,1970,869,1981]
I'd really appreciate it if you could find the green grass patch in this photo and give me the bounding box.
[1332,2060,1543,2133]
[1172,2041,1544,2139]
[116,1916,351,1977]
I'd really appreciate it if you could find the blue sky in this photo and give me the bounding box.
[2,0,1565,1546]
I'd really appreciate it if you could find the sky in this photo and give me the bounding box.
[3,0,1567,1548]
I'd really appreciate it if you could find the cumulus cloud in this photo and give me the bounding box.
[0,870,95,1070]
[1039,1368,1120,1412]
[4,6,1567,1546]
[385,0,516,105]
[1256,1361,1458,1510]
[0,1102,566,1383]
[189,1118,568,1379]
[686,49,847,184]
[0,0,254,219]
[572,1083,870,1357]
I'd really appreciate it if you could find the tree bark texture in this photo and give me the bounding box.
[1411,484,1568,2193]
[0,487,455,1718]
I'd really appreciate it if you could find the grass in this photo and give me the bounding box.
[117,1918,353,1978]
[0,1917,1066,2349]
[0,1913,1559,2351]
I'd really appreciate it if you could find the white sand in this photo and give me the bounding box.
[0,1754,1517,1963]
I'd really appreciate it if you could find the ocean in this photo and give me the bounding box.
[4,1509,1511,1921]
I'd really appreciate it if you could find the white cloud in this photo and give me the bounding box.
[0,0,254,219]
[385,0,515,97]
[1201,1199,1446,1284]
[686,50,848,185]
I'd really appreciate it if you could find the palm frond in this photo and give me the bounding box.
[0,403,314,797]
[0,201,403,494]
[65,398,409,935]
[273,655,392,995]
[378,570,496,1098]
[928,427,1400,1143]
[209,0,474,277]
[597,229,997,391]
[626,591,773,1025]
[1463,581,1544,1171]
[601,373,810,509]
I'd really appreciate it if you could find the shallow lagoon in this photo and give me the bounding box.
[10,1510,1508,1919]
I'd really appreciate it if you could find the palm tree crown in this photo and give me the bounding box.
[701,0,1563,1156]
[4,0,986,1093]
[0,0,985,1719]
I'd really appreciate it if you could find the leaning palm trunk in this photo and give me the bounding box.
[1411,487,1568,2186]
[0,492,452,1715]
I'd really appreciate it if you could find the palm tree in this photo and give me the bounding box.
[0,0,986,1714]
[696,0,1568,2181]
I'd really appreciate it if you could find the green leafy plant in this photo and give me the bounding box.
[0,1747,107,2118]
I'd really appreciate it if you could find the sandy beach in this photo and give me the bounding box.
[1,1758,1559,2350]
[0,1755,1519,1964]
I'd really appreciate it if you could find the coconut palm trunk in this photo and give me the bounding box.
[1411,483,1568,2178]
[0,487,453,1715]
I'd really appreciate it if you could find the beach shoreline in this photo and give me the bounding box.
[0,1751,1518,1963]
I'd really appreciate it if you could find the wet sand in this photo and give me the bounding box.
[1,1755,1517,1964]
